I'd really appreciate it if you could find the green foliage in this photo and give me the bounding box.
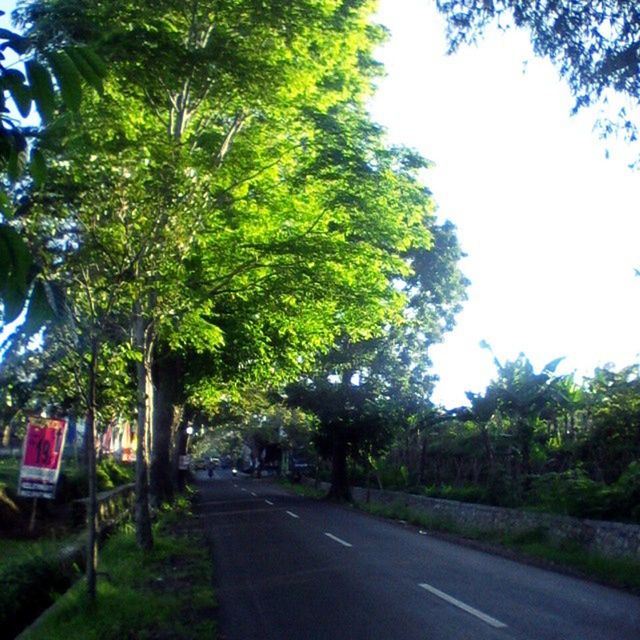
[0,544,80,640]
[423,483,487,504]
[381,353,640,524]
[54,458,134,501]
[18,506,216,640]
[1,12,106,338]
[98,458,134,489]
[528,462,640,523]
[528,469,609,518]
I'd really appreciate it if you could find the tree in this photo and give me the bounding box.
[287,368,395,501]
[481,348,567,486]
[580,364,640,482]
[436,1,640,147]
[20,0,447,534]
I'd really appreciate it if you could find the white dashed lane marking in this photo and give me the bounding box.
[324,532,353,548]
[418,583,507,629]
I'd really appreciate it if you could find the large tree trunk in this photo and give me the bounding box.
[327,431,350,501]
[150,356,180,506]
[134,309,153,551]
[85,338,99,601]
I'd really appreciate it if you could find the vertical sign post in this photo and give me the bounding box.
[18,417,68,499]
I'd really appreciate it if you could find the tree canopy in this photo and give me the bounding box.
[0,0,472,557]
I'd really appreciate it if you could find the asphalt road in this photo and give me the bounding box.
[197,472,640,640]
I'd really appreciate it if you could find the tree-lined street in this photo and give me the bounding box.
[3,1,640,636]
[199,474,640,640]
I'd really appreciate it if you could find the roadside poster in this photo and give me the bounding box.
[179,454,191,470]
[18,417,68,499]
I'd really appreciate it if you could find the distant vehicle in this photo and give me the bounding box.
[194,458,207,471]
[232,467,238,476]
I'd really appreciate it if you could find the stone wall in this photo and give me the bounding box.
[73,482,135,529]
[308,479,640,561]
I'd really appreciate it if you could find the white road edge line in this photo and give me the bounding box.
[265,500,274,505]
[324,532,353,548]
[250,492,258,497]
[286,510,300,519]
[418,583,507,629]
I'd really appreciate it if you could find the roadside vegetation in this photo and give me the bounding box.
[0,456,137,638]
[18,496,216,640]
[2,0,640,626]
[0,456,133,539]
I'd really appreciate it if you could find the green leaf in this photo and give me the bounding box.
[48,50,83,112]
[75,46,107,79]
[67,46,106,94]
[4,72,32,118]
[26,60,56,124]
[31,148,47,188]
[0,224,34,324]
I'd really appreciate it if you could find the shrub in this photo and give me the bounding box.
[0,551,80,639]
[423,483,486,504]
[528,470,609,518]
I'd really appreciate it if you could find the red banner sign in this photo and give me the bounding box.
[18,417,68,499]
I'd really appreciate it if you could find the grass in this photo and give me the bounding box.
[278,478,326,499]
[500,533,640,591]
[18,497,217,640]
[357,500,471,537]
[0,457,20,490]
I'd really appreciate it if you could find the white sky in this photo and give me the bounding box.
[370,0,640,408]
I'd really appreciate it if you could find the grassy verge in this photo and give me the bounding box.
[278,479,326,500]
[356,500,640,592]
[499,531,640,591]
[18,496,217,640]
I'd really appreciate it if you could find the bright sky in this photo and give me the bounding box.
[371,0,640,408]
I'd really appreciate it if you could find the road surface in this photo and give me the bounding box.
[197,472,640,640]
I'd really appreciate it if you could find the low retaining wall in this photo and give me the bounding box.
[308,479,640,561]
[12,484,136,640]
[73,483,135,528]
